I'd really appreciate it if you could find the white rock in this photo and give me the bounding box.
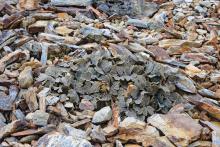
[92,106,112,124]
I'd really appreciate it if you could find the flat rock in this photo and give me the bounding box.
[18,66,33,89]
[119,117,146,130]
[175,74,196,93]
[51,0,92,6]
[148,113,202,146]
[180,53,217,64]
[37,132,92,147]
[92,106,112,124]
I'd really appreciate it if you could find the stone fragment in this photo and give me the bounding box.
[119,117,146,130]
[92,106,112,124]
[90,125,106,143]
[37,132,92,147]
[0,120,28,140]
[148,113,202,146]
[51,0,93,6]
[0,85,19,111]
[23,87,38,112]
[180,53,217,64]
[103,126,118,137]
[79,99,94,111]
[210,71,220,83]
[0,50,27,74]
[127,18,163,30]
[159,39,202,49]
[188,141,212,147]
[32,110,49,126]
[175,74,196,93]
[58,123,87,140]
[18,0,39,10]
[55,26,73,36]
[46,95,60,106]
[143,2,159,17]
[18,66,33,89]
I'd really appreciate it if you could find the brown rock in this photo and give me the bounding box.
[0,50,27,74]
[148,113,202,146]
[18,66,33,89]
[18,0,39,10]
[24,87,38,112]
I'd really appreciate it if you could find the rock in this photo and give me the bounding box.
[127,18,163,30]
[103,126,118,137]
[23,87,38,112]
[0,120,28,140]
[119,117,146,130]
[180,53,217,64]
[195,5,206,13]
[28,21,56,34]
[0,86,19,111]
[58,123,87,140]
[92,106,112,124]
[90,125,106,143]
[55,26,73,36]
[159,39,202,49]
[79,99,95,111]
[173,0,185,5]
[143,2,159,17]
[32,110,49,126]
[50,0,93,6]
[46,95,60,106]
[198,89,217,99]
[148,113,202,146]
[18,0,39,10]
[201,121,220,147]
[188,141,212,147]
[20,135,39,143]
[143,136,175,147]
[210,71,220,83]
[0,50,27,74]
[117,117,160,144]
[175,74,196,93]
[37,132,92,147]
[18,66,33,89]
[80,26,104,41]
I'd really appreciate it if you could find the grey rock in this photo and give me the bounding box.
[18,66,33,89]
[51,0,93,6]
[175,74,196,94]
[90,125,106,143]
[59,123,87,140]
[37,132,92,147]
[32,110,49,126]
[127,18,163,30]
[173,0,185,5]
[46,95,60,106]
[144,2,159,17]
[92,106,112,124]
[195,5,206,13]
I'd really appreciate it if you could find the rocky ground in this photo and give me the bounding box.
[0,0,220,147]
